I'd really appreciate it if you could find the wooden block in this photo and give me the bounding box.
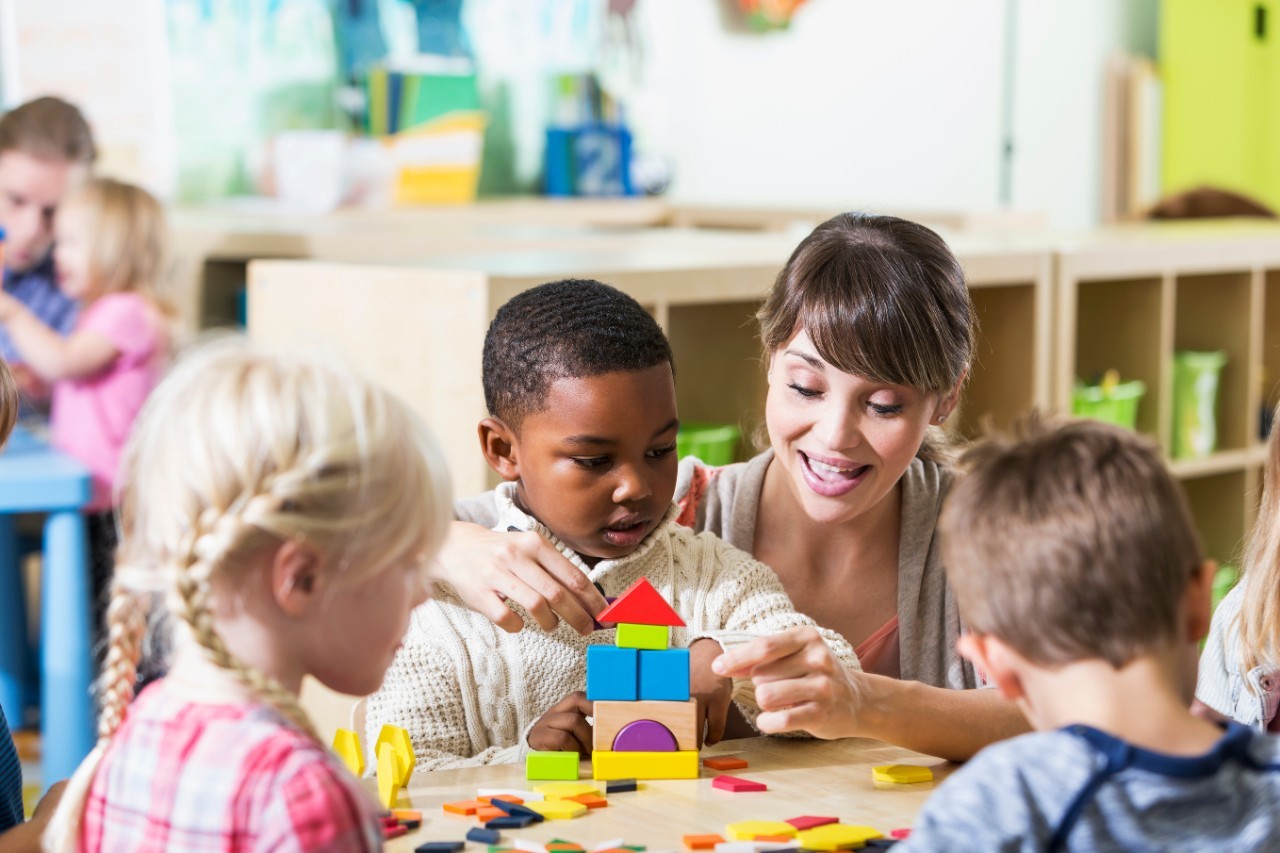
[442,800,484,815]
[393,809,423,822]
[525,799,588,820]
[479,795,524,806]
[638,648,690,701]
[710,775,766,792]
[703,755,748,771]
[616,623,669,650]
[871,764,933,785]
[605,779,638,793]
[532,781,600,799]
[586,645,639,701]
[382,824,407,839]
[476,806,506,822]
[683,835,725,850]
[376,743,401,809]
[890,830,911,840]
[485,815,537,830]
[546,840,586,852]
[331,728,364,777]
[795,825,883,851]
[375,724,416,785]
[592,699,698,752]
[591,749,699,780]
[566,793,608,809]
[725,821,797,841]
[415,843,464,853]
[754,837,795,844]
[479,787,545,802]
[467,829,501,845]
[490,800,546,823]
[784,816,838,831]
[527,750,580,781]
[596,577,686,626]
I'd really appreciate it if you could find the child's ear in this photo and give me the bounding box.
[271,539,324,617]
[958,633,1027,703]
[478,417,521,482]
[1185,559,1217,643]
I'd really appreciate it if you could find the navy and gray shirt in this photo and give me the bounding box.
[902,722,1280,852]
[0,253,77,362]
[0,708,23,831]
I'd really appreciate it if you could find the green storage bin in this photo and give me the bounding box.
[1072,379,1146,430]
[1173,350,1228,459]
[1212,564,1239,614]
[676,423,740,466]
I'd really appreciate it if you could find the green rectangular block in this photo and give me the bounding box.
[616,623,668,650]
[526,750,580,781]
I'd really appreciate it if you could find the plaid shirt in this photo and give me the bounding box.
[81,680,382,852]
[0,254,77,363]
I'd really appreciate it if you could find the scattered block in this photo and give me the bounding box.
[532,781,600,799]
[332,728,364,777]
[375,724,417,785]
[526,799,588,820]
[872,764,934,785]
[755,837,795,844]
[593,700,697,752]
[703,755,748,771]
[591,839,626,853]
[376,743,401,809]
[784,816,838,831]
[567,793,608,809]
[795,825,883,851]
[638,649,691,701]
[616,623,669,650]
[714,844,792,853]
[890,829,911,840]
[514,841,548,853]
[468,828,502,845]
[479,788,545,802]
[415,843,465,853]
[479,795,524,805]
[592,749,699,780]
[710,775,767,793]
[443,800,484,815]
[683,835,726,850]
[725,821,797,841]
[586,645,639,701]
[394,809,423,821]
[490,800,546,822]
[486,815,538,830]
[596,577,686,626]
[605,779,639,794]
[383,824,408,839]
[527,751,581,781]
[866,841,900,849]
[476,806,506,822]
[547,840,586,852]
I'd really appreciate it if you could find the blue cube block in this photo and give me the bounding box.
[639,648,690,701]
[586,645,638,700]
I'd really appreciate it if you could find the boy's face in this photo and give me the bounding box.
[0,150,85,273]
[496,364,679,562]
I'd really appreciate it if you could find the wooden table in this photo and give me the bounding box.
[381,736,954,851]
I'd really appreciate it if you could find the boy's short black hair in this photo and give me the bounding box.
[483,279,673,428]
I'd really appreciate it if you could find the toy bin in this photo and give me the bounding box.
[1071,379,1146,430]
[1172,350,1228,459]
[676,423,741,466]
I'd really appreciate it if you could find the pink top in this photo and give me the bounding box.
[854,614,902,679]
[81,680,382,852]
[50,293,166,511]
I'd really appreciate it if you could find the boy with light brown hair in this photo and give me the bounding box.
[901,416,1280,851]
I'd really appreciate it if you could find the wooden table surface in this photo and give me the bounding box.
[381,737,956,851]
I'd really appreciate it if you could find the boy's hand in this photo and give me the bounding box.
[689,639,733,746]
[432,523,608,636]
[527,691,594,754]
[0,780,66,852]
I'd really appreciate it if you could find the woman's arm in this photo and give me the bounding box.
[714,626,1029,761]
[0,295,115,382]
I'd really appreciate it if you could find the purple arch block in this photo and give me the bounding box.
[612,719,678,752]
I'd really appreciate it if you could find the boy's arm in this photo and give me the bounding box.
[0,781,65,853]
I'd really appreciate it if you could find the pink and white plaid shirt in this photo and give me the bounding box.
[80,680,382,852]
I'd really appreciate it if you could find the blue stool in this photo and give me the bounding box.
[0,426,94,787]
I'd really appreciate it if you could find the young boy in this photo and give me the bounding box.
[901,417,1280,850]
[0,96,95,397]
[368,279,859,769]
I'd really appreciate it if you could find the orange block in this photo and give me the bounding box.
[567,793,608,809]
[478,795,524,805]
[392,809,422,821]
[703,756,749,771]
[442,800,482,815]
[683,835,726,850]
[756,836,794,843]
[475,806,505,822]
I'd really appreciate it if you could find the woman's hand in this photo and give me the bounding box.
[689,638,734,746]
[430,522,609,636]
[712,626,865,740]
[527,691,594,754]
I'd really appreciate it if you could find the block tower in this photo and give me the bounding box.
[587,578,699,780]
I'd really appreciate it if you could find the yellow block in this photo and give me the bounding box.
[871,764,934,784]
[525,799,589,820]
[377,743,401,809]
[331,728,363,777]
[795,825,883,851]
[532,781,602,799]
[591,750,699,780]
[375,724,415,786]
[725,821,798,841]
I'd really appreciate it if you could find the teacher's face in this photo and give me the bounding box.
[765,329,943,526]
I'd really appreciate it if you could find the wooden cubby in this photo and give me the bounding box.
[1264,270,1280,429]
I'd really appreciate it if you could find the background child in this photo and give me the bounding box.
[43,340,452,851]
[370,279,859,769]
[0,177,170,645]
[1197,397,1280,730]
[900,417,1280,850]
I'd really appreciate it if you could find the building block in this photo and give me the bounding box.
[443,800,484,815]
[394,809,422,822]
[532,781,600,799]
[375,724,416,785]
[591,839,627,853]
[415,843,465,853]
[866,841,900,849]
[710,775,766,792]
[795,826,883,851]
[479,788,545,802]
[567,793,608,809]
[547,842,586,853]
[639,649,690,701]
[527,750,581,781]
[586,645,639,701]
[476,806,506,822]
[616,623,669,650]
[376,742,401,809]
[784,816,839,831]
[331,728,364,777]
[479,795,524,805]
[725,822,797,841]
[596,577,686,626]
[526,799,589,820]
[703,756,748,771]
[713,844,793,853]
[605,779,638,793]
[486,815,538,830]
[383,824,408,839]
[871,764,933,784]
[593,700,697,752]
[469,829,502,845]
[890,829,911,840]
[490,800,546,822]
[592,749,699,780]
[683,835,726,850]
[613,719,678,752]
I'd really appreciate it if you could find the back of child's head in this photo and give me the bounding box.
[62,177,167,298]
[0,96,96,164]
[940,415,1203,669]
[1237,398,1280,673]
[482,278,673,429]
[46,337,451,851]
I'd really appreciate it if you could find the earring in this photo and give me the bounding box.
[936,414,949,425]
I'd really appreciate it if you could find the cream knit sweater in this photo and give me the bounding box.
[367,483,860,772]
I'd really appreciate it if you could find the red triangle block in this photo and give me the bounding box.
[596,577,685,627]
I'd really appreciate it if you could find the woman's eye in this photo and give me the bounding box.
[572,456,610,469]
[870,402,905,416]
[788,382,821,399]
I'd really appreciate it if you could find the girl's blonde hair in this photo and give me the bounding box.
[1238,399,1280,676]
[45,337,452,851]
[63,176,168,304]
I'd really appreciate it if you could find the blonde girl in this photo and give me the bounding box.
[1196,399,1280,730]
[44,340,452,851]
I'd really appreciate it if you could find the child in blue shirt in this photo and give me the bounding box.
[902,417,1280,851]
